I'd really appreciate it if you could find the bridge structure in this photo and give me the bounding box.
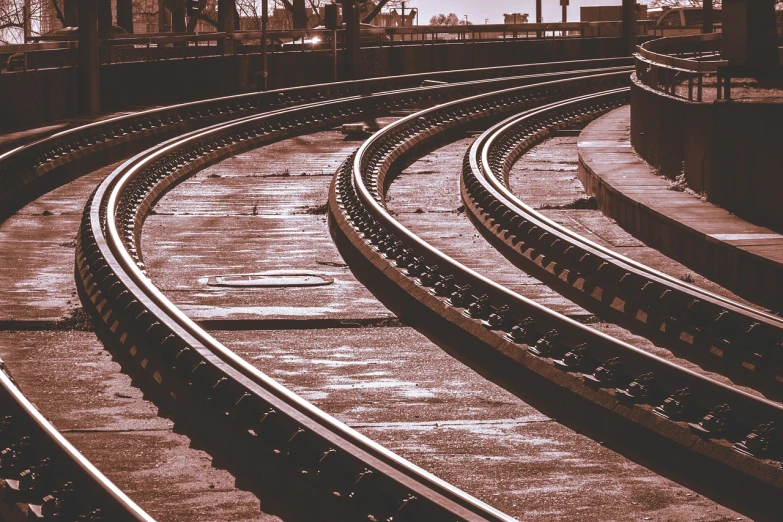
[0,1,782,521]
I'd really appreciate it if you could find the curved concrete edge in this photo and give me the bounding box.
[577,105,783,311]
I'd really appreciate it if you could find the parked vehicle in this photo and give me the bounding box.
[280,23,388,50]
[647,7,722,35]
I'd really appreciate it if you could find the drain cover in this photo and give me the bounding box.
[207,272,334,288]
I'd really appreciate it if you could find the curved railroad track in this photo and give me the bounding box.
[0,362,152,521]
[327,77,782,520]
[460,90,783,399]
[5,56,774,520]
[0,60,629,521]
[73,69,640,520]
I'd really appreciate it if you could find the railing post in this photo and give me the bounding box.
[536,0,543,38]
[340,0,360,80]
[218,0,236,54]
[262,0,268,90]
[697,74,703,102]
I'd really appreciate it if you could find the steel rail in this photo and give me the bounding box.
[0,57,632,222]
[0,62,627,522]
[0,365,153,521]
[465,91,783,391]
[478,93,783,325]
[328,71,783,519]
[76,70,630,522]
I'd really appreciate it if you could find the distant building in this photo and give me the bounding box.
[375,9,416,28]
[504,13,529,24]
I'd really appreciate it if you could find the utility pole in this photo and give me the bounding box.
[262,0,268,90]
[23,0,31,43]
[536,0,542,38]
[78,0,100,116]
[340,0,360,79]
[218,0,236,53]
[401,1,405,27]
[722,0,779,69]
[98,0,112,39]
[118,0,134,33]
[158,0,170,33]
[621,0,636,55]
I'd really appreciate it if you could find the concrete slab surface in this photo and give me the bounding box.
[0,166,283,521]
[144,130,394,322]
[222,326,741,521]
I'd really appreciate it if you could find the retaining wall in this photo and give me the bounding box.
[630,74,783,230]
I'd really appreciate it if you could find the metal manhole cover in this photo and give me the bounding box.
[206,272,334,288]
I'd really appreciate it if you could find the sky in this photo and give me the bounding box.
[409,0,632,25]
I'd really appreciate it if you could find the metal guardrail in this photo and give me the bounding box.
[634,32,783,101]
[635,34,725,101]
[1,21,655,71]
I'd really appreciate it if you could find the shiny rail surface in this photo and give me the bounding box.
[0,57,631,222]
[74,70,633,521]
[0,61,629,522]
[327,72,783,519]
[0,363,153,521]
[461,91,783,396]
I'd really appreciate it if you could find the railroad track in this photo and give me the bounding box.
[461,90,783,398]
[72,69,640,520]
[0,60,630,520]
[0,362,152,521]
[0,57,631,222]
[6,57,771,520]
[327,77,783,519]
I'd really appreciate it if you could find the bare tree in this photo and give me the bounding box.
[0,0,45,44]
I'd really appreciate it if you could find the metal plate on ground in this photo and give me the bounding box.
[206,272,334,288]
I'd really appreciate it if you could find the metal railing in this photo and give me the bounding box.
[2,21,656,71]
[634,32,783,101]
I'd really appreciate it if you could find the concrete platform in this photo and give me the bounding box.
[578,106,783,311]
